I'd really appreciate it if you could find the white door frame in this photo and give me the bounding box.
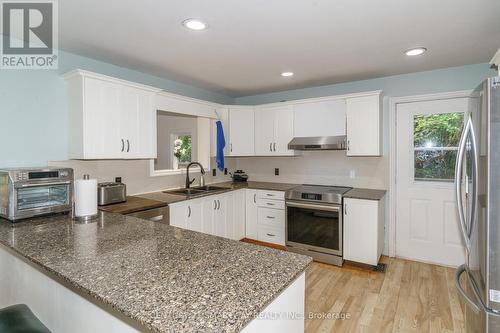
[388,90,472,258]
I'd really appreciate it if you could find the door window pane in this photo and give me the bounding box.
[413,112,464,181]
[414,113,463,148]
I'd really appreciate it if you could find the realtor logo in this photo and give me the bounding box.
[1,0,58,69]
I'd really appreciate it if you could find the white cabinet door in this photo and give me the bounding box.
[186,199,203,233]
[83,77,122,159]
[232,189,246,240]
[343,198,383,266]
[254,107,276,155]
[293,99,346,137]
[201,197,216,235]
[245,189,258,239]
[213,195,226,238]
[273,106,294,154]
[346,94,382,156]
[120,86,156,159]
[228,107,255,156]
[169,202,187,229]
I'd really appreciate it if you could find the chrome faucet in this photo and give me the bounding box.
[185,162,206,189]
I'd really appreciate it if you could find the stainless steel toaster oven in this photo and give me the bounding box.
[0,167,74,221]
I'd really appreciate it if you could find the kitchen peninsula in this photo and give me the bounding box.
[0,213,311,333]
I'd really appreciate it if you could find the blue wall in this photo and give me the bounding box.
[0,50,233,168]
[234,63,496,105]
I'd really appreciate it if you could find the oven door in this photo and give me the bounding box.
[286,200,342,256]
[12,181,72,219]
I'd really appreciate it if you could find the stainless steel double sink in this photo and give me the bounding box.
[164,185,228,197]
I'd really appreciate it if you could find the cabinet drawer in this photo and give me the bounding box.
[256,190,284,201]
[257,225,285,246]
[256,198,285,210]
[258,208,285,229]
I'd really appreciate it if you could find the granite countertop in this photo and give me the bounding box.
[344,188,386,201]
[0,213,311,333]
[136,181,300,204]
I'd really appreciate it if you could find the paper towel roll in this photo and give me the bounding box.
[74,175,98,218]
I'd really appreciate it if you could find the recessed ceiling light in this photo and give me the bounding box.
[281,72,294,77]
[405,47,427,56]
[182,19,207,31]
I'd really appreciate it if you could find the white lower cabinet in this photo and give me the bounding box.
[245,189,259,239]
[245,189,286,246]
[343,197,385,266]
[169,189,245,241]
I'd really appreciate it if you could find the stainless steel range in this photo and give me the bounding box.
[285,185,352,266]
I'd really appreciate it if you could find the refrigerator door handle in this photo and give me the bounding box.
[467,121,479,240]
[455,264,481,314]
[455,118,472,251]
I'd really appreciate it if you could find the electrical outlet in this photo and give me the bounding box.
[224,168,228,175]
[275,168,279,176]
[212,169,217,177]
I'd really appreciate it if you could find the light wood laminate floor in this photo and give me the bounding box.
[305,256,465,333]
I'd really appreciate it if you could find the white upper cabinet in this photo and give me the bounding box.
[346,93,382,156]
[227,107,255,156]
[64,70,160,159]
[255,105,296,156]
[293,99,346,137]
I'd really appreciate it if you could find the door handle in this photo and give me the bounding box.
[213,200,217,210]
[468,121,479,241]
[253,193,256,204]
[266,233,276,237]
[230,143,233,152]
[273,142,276,151]
[266,202,275,206]
[121,139,125,152]
[188,206,191,218]
[266,216,275,219]
[344,204,347,215]
[269,143,272,152]
[126,139,130,152]
[217,200,221,210]
[347,140,350,151]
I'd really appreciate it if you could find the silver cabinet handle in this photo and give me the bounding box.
[273,142,276,151]
[455,264,481,314]
[266,202,275,206]
[266,233,276,237]
[344,204,347,215]
[266,216,275,219]
[269,143,272,152]
[230,143,233,152]
[253,193,256,204]
[213,200,217,210]
[126,139,130,152]
[217,200,221,210]
[121,139,125,152]
[188,206,191,218]
[266,194,275,197]
[347,140,350,151]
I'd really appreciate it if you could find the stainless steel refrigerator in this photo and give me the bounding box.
[455,76,500,332]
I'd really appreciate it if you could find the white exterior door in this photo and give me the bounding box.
[396,97,468,266]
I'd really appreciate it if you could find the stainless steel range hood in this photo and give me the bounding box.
[288,136,347,151]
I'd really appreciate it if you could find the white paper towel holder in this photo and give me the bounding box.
[73,174,99,223]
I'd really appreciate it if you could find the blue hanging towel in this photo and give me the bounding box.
[216,120,226,171]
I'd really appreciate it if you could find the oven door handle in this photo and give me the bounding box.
[286,201,340,212]
[15,181,72,188]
